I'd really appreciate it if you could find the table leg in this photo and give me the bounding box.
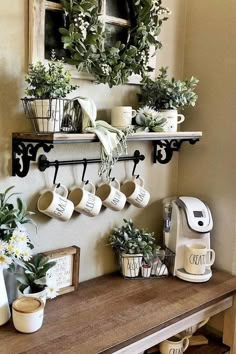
[223,294,236,353]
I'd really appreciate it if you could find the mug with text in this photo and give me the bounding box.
[159,109,185,132]
[121,176,150,208]
[111,106,136,128]
[68,181,102,217]
[184,244,215,275]
[159,335,189,354]
[96,178,126,211]
[37,184,74,222]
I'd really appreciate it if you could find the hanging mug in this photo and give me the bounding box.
[37,184,74,221]
[68,181,102,217]
[96,178,126,211]
[121,176,150,208]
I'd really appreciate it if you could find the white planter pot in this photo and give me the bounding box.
[141,265,152,278]
[33,99,63,132]
[17,285,47,305]
[158,109,185,132]
[12,297,44,333]
[0,269,11,326]
[120,254,143,278]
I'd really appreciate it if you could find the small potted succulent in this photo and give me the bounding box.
[15,254,57,304]
[134,106,167,132]
[108,219,157,278]
[22,50,80,133]
[138,67,199,132]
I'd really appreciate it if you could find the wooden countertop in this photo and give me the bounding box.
[1,270,236,354]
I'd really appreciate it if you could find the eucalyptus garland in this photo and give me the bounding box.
[60,0,170,87]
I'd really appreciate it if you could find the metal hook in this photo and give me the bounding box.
[132,151,140,179]
[53,161,60,188]
[108,168,115,182]
[82,159,89,185]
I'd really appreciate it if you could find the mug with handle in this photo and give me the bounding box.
[159,109,185,132]
[37,184,74,221]
[111,106,137,128]
[179,317,210,337]
[159,335,189,354]
[96,178,126,211]
[68,181,102,217]
[121,176,150,208]
[184,243,215,275]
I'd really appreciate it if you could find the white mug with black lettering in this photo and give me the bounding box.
[111,106,136,128]
[68,181,102,217]
[96,178,126,211]
[37,184,74,222]
[159,335,189,354]
[184,244,215,275]
[121,176,150,208]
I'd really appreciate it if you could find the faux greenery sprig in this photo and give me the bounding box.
[108,219,156,259]
[59,0,170,87]
[139,67,199,110]
[25,50,77,99]
[15,254,56,294]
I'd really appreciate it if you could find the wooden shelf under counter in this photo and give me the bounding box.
[1,269,236,354]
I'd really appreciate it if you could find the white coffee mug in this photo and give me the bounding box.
[184,244,215,275]
[121,176,150,208]
[159,335,189,354]
[68,181,102,217]
[37,184,74,221]
[158,109,185,132]
[96,178,126,211]
[111,106,136,128]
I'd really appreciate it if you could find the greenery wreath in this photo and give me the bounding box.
[60,0,170,87]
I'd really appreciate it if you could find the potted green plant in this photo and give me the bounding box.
[138,67,199,132]
[15,254,57,304]
[108,219,157,278]
[22,50,79,133]
[0,186,35,325]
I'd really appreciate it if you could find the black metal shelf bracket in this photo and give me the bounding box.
[153,138,200,164]
[12,139,54,177]
[38,150,145,172]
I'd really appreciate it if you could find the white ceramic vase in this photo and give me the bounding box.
[0,269,11,326]
[17,285,47,305]
[121,254,143,278]
[33,99,63,132]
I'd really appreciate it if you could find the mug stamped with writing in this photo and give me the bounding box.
[159,335,189,354]
[111,106,136,128]
[184,244,215,275]
[68,181,102,217]
[37,184,74,222]
[121,176,150,208]
[96,178,126,211]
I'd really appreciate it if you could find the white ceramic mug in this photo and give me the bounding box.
[111,106,136,128]
[184,244,215,275]
[96,178,126,211]
[12,297,44,333]
[121,176,150,208]
[159,335,189,354]
[37,184,74,221]
[158,109,185,132]
[68,181,102,217]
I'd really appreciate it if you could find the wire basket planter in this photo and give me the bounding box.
[119,248,175,279]
[21,98,83,133]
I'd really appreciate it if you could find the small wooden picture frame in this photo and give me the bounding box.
[43,246,80,296]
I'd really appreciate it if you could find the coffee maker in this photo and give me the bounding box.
[163,196,214,282]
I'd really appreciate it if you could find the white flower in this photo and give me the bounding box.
[0,253,12,270]
[46,286,58,299]
[0,240,7,252]
[22,249,32,261]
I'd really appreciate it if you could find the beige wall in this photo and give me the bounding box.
[0,0,186,300]
[178,0,236,273]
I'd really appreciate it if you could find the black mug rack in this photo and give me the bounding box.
[38,150,145,184]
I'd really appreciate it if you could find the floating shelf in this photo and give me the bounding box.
[12,131,202,177]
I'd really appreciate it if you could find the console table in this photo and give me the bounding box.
[1,270,236,354]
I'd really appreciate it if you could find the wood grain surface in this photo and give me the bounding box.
[1,270,236,354]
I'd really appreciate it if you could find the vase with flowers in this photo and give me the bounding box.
[0,186,35,325]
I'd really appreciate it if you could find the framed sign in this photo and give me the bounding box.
[43,246,80,296]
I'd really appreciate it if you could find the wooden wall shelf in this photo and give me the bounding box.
[12,131,202,177]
